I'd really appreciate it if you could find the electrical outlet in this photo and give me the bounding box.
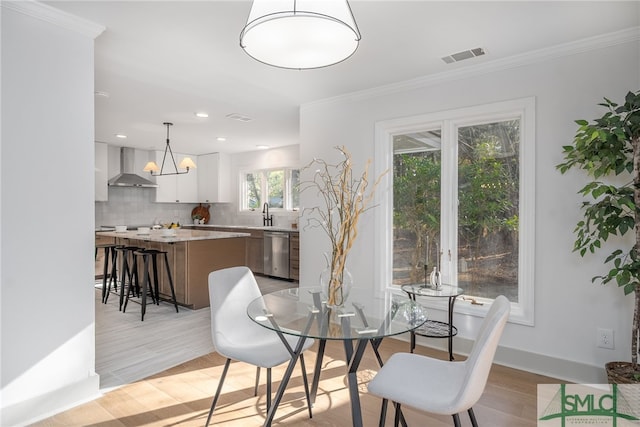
[597,328,615,349]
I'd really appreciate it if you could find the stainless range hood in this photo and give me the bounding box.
[108,147,158,188]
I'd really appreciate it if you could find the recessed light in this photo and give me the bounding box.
[256,145,269,150]
[115,134,127,139]
[216,137,227,142]
[195,112,209,118]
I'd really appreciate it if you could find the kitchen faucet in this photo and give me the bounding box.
[262,202,273,226]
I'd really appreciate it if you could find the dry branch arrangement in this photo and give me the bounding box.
[301,146,386,306]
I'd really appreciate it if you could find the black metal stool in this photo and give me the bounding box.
[115,245,141,311]
[96,243,119,304]
[127,249,179,321]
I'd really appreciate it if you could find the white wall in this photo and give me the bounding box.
[300,35,640,383]
[1,4,103,425]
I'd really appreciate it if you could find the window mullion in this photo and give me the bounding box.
[440,119,458,286]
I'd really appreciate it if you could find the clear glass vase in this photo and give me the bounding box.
[320,252,353,308]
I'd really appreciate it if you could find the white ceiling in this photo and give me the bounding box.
[46,1,639,155]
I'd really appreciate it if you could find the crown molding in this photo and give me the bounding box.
[302,26,640,110]
[2,0,105,39]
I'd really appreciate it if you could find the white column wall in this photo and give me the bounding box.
[1,4,102,425]
[299,39,640,382]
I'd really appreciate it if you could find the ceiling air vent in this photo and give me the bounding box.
[226,113,252,122]
[442,47,486,64]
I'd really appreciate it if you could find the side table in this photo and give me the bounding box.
[401,283,464,360]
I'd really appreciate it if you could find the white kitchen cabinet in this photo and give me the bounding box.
[197,152,230,203]
[95,142,108,201]
[153,150,199,203]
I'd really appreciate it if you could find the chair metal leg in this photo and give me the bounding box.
[139,253,149,321]
[104,248,118,303]
[120,252,130,312]
[266,368,272,412]
[452,413,462,427]
[101,246,110,304]
[205,358,231,427]
[468,407,478,427]
[378,399,388,427]
[254,366,261,396]
[163,252,179,313]
[393,403,401,427]
[150,253,159,305]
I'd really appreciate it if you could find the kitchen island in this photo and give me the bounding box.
[183,224,299,280]
[96,229,249,309]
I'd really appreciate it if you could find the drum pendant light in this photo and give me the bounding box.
[239,0,361,70]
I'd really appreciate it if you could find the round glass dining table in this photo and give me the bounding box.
[247,287,428,427]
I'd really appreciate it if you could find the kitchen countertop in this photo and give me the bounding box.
[183,224,299,233]
[96,228,250,243]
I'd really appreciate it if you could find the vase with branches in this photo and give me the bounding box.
[301,146,386,307]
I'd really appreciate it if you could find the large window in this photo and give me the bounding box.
[375,98,535,324]
[240,168,300,211]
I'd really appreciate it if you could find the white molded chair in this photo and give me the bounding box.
[205,266,314,426]
[367,295,510,427]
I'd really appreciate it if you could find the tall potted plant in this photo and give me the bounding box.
[557,90,640,382]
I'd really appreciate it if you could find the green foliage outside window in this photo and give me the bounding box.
[393,119,520,298]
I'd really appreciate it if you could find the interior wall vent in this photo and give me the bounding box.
[226,113,252,122]
[442,47,485,64]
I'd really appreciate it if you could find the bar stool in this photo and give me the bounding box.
[126,248,179,321]
[115,245,142,311]
[95,243,118,304]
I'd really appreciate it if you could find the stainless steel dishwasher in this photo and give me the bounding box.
[263,231,290,279]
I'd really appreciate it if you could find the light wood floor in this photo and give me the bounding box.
[32,277,559,426]
[95,275,295,390]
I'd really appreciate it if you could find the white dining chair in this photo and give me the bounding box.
[205,266,314,426]
[367,295,510,427]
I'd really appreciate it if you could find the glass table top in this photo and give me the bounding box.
[401,283,464,298]
[247,287,428,341]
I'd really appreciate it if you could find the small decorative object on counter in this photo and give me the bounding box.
[191,203,210,224]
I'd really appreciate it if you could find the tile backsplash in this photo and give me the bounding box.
[95,187,194,226]
[95,187,299,228]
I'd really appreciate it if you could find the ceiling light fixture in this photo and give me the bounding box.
[195,112,209,118]
[143,122,196,176]
[115,133,127,139]
[216,137,227,142]
[256,144,270,150]
[239,0,361,70]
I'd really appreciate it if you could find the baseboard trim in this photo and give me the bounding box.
[404,335,604,384]
[2,373,101,427]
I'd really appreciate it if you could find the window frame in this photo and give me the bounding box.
[239,167,300,212]
[374,97,535,325]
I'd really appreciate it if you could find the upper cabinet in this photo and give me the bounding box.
[153,150,199,203]
[198,152,231,203]
[95,142,108,201]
